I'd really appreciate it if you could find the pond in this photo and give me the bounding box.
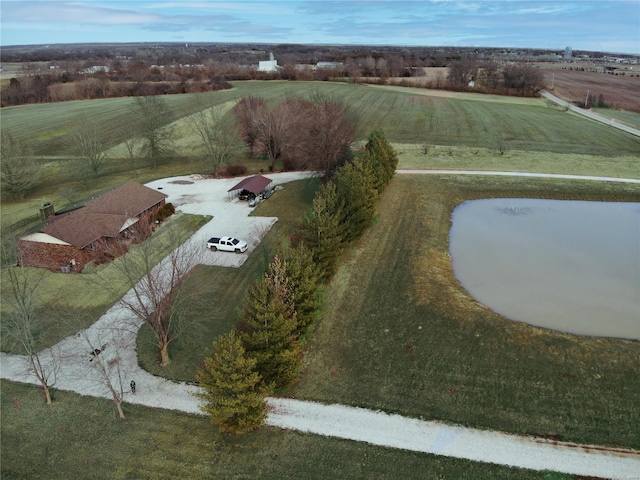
[449,199,640,340]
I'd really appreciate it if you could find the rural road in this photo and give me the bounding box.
[2,171,639,479]
[540,89,640,137]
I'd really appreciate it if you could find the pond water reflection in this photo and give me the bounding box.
[449,199,640,340]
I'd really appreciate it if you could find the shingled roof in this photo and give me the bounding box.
[85,182,168,216]
[39,182,167,249]
[42,210,137,249]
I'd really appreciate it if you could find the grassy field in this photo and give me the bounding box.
[0,212,209,353]
[395,144,640,178]
[1,380,558,480]
[593,107,640,129]
[288,174,640,449]
[2,81,639,157]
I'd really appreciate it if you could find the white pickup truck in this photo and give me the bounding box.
[207,236,248,254]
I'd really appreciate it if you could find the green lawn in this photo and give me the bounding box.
[289,174,640,449]
[0,380,567,480]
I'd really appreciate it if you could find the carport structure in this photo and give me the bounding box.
[227,174,274,200]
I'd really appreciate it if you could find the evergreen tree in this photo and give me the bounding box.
[332,158,376,239]
[366,129,398,185]
[277,242,320,338]
[239,259,301,389]
[300,181,345,281]
[194,332,268,434]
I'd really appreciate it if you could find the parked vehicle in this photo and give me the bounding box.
[238,189,256,201]
[207,236,248,253]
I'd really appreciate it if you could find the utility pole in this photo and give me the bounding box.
[551,73,555,89]
[585,90,590,108]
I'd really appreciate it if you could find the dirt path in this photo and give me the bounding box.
[2,171,639,479]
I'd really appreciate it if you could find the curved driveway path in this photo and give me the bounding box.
[2,171,639,479]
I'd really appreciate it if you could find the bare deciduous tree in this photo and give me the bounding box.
[119,123,143,177]
[107,230,201,366]
[0,131,40,200]
[131,96,173,168]
[67,118,108,177]
[79,328,128,419]
[187,100,240,171]
[2,266,60,404]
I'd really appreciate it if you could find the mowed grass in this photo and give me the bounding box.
[1,380,553,480]
[137,178,321,380]
[289,174,640,449]
[395,144,640,179]
[0,212,209,353]
[593,108,640,129]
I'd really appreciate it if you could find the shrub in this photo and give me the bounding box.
[213,164,248,177]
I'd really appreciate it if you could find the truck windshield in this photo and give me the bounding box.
[231,239,239,245]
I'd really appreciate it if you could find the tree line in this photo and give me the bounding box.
[195,130,398,433]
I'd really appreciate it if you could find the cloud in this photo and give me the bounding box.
[2,1,161,25]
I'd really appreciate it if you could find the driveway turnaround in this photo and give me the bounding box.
[2,171,639,479]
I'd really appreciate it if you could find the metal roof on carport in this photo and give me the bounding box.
[227,175,273,195]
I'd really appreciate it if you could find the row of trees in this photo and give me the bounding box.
[1,68,232,107]
[447,59,544,96]
[195,130,399,433]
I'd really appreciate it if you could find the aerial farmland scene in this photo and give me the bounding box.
[1,1,639,479]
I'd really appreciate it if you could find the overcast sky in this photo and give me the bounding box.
[1,1,639,55]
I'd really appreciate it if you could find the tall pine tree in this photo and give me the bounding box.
[366,129,398,185]
[194,332,268,434]
[300,181,346,281]
[332,157,376,239]
[277,241,320,338]
[238,257,302,389]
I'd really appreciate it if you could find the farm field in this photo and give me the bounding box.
[2,80,639,158]
[539,68,640,113]
[289,174,640,449]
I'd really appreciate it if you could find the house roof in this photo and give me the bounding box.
[86,182,168,216]
[42,209,137,249]
[228,175,273,195]
[35,182,164,249]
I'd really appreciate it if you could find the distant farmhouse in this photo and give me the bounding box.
[258,52,281,72]
[19,182,168,272]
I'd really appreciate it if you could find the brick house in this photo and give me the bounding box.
[19,182,168,272]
